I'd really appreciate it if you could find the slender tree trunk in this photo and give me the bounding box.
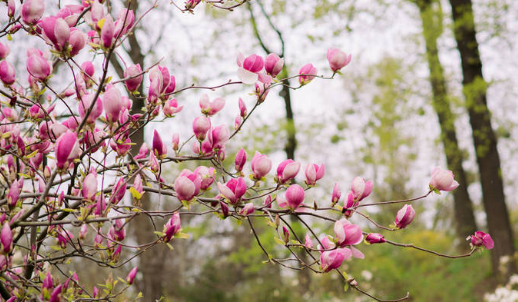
[110,2,169,300]
[448,0,516,283]
[414,0,477,245]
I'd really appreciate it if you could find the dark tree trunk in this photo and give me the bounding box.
[448,0,516,283]
[414,0,477,245]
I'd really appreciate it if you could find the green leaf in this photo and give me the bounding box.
[274,237,285,246]
[129,187,142,199]
[175,232,190,239]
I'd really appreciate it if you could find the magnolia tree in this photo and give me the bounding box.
[0,0,495,301]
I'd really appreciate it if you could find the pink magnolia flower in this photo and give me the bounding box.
[163,98,183,117]
[0,42,10,60]
[82,170,97,201]
[152,130,167,159]
[124,64,143,92]
[79,94,103,124]
[351,177,373,201]
[110,178,127,204]
[40,17,70,51]
[239,203,255,216]
[235,148,247,172]
[327,48,352,72]
[69,28,86,56]
[114,9,135,37]
[237,53,269,84]
[238,98,247,117]
[103,86,124,123]
[166,212,182,242]
[22,0,45,25]
[194,166,216,190]
[101,15,115,48]
[332,183,341,204]
[209,125,230,150]
[320,248,351,273]
[343,191,355,218]
[298,63,317,85]
[276,159,300,184]
[282,226,290,243]
[126,267,138,285]
[185,0,202,10]
[470,231,494,249]
[193,116,211,141]
[395,204,415,229]
[251,151,272,180]
[305,163,325,186]
[1,223,13,254]
[304,234,313,249]
[172,133,180,151]
[174,170,201,202]
[7,0,15,18]
[133,174,144,197]
[217,177,247,205]
[366,233,386,244]
[55,132,81,170]
[285,184,305,210]
[27,52,52,81]
[7,180,20,207]
[334,219,363,247]
[0,61,16,85]
[265,53,284,77]
[429,167,459,192]
[199,94,225,116]
[79,224,88,240]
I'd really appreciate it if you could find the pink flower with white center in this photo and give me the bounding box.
[199,94,225,116]
[470,231,494,250]
[265,53,284,77]
[163,98,183,117]
[235,148,247,172]
[21,0,45,25]
[327,48,352,72]
[351,177,373,201]
[298,63,317,85]
[429,167,459,192]
[217,177,247,205]
[334,218,363,247]
[236,53,269,84]
[394,204,415,229]
[305,163,325,186]
[55,132,81,170]
[320,248,351,273]
[103,86,124,123]
[163,212,182,242]
[251,151,272,180]
[124,64,143,92]
[276,159,301,184]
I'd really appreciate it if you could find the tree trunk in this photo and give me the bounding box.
[414,0,477,245]
[110,1,169,300]
[448,0,516,283]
